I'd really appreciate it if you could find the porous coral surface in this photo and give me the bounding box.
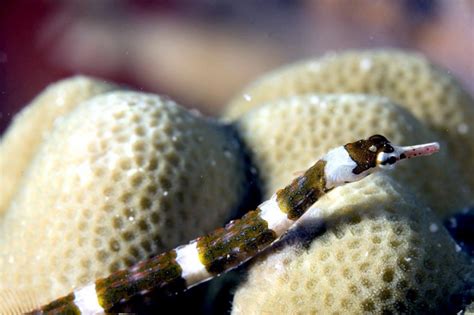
[236,94,471,218]
[0,76,116,214]
[1,49,472,314]
[232,174,472,315]
[226,50,474,193]
[0,91,247,305]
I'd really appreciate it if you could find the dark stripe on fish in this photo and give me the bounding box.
[32,293,80,315]
[196,209,277,274]
[276,159,328,220]
[95,250,186,311]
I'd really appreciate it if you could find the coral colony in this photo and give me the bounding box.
[1,50,472,313]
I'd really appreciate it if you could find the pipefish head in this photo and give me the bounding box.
[322,135,440,189]
[344,134,440,175]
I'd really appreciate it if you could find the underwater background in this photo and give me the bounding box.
[1,0,474,131]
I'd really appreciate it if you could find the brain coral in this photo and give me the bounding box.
[233,174,473,315]
[0,91,248,306]
[235,94,471,218]
[0,76,116,214]
[225,50,474,193]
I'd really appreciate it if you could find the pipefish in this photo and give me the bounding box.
[31,135,439,314]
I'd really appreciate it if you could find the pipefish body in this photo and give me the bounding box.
[30,135,439,314]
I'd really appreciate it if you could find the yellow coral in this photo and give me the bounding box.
[233,174,472,314]
[236,94,471,218]
[0,91,248,305]
[0,76,117,214]
[225,50,474,192]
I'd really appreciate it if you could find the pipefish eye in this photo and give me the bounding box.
[382,143,395,153]
[368,134,389,142]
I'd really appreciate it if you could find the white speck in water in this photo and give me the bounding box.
[340,94,350,102]
[290,97,299,107]
[364,251,369,257]
[455,244,462,252]
[210,159,216,166]
[128,216,135,222]
[457,123,469,134]
[56,97,65,107]
[273,262,285,273]
[77,162,94,186]
[163,191,169,197]
[359,58,373,71]
[189,108,203,117]
[309,95,320,104]
[243,94,252,102]
[429,223,439,232]
[449,217,458,228]
[404,257,412,262]
[224,150,232,158]
[308,62,320,72]
[107,153,120,170]
[53,116,64,128]
[171,136,178,142]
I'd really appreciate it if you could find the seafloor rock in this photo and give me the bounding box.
[236,94,471,218]
[225,50,474,193]
[0,76,117,214]
[233,174,473,314]
[0,91,248,306]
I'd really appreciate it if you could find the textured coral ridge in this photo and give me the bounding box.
[226,50,474,193]
[232,174,472,315]
[0,91,248,306]
[236,94,470,218]
[0,76,116,214]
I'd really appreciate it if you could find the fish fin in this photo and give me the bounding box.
[0,288,46,315]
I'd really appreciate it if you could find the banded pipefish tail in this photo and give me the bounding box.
[29,135,439,314]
